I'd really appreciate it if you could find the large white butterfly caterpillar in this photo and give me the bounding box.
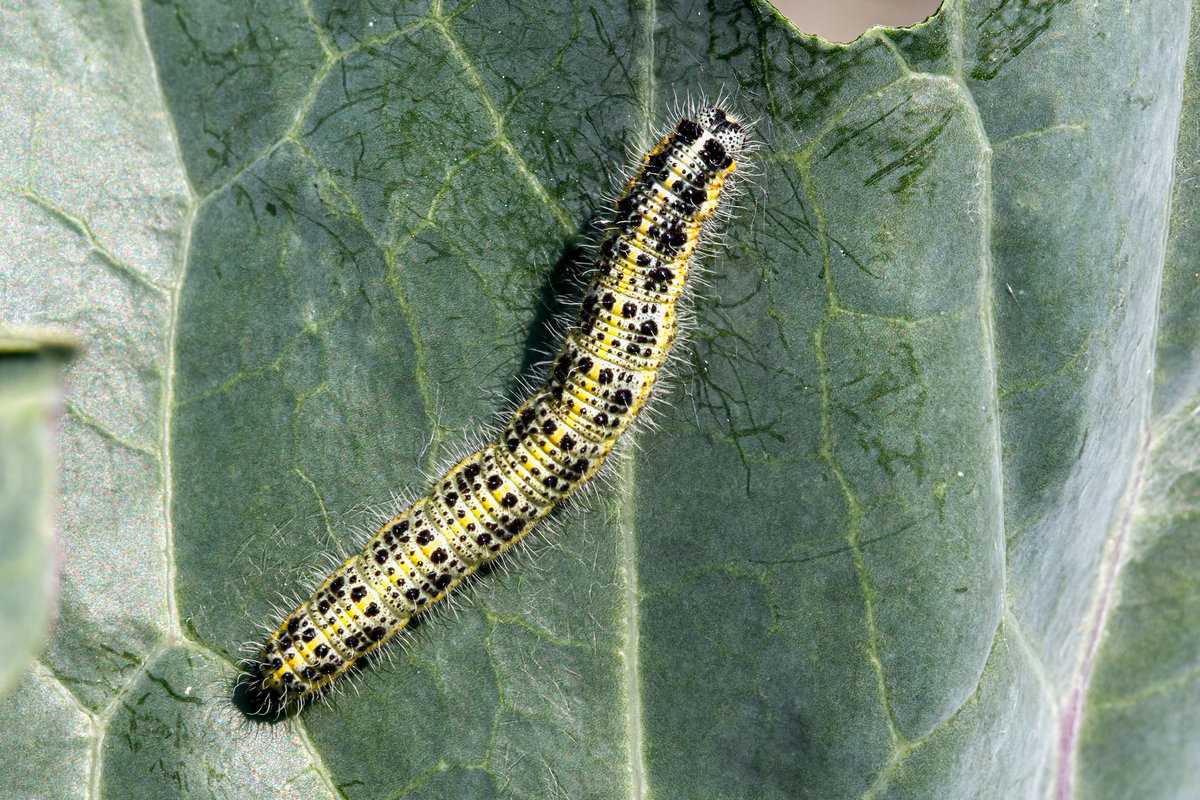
[240,105,749,713]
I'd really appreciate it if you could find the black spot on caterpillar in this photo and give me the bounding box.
[237,105,749,715]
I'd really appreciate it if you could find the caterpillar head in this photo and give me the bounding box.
[695,106,748,161]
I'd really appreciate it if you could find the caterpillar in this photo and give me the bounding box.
[239,105,749,713]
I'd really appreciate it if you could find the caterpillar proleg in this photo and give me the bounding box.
[240,105,749,713]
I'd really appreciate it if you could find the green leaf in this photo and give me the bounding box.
[0,334,73,696]
[1074,2,1200,796]
[1,0,1197,798]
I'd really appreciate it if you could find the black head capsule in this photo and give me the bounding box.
[695,106,747,162]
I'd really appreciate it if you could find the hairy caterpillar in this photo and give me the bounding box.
[240,105,749,713]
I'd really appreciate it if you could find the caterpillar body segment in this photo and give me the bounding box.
[242,106,749,712]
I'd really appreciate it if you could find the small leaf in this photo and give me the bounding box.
[0,334,73,696]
